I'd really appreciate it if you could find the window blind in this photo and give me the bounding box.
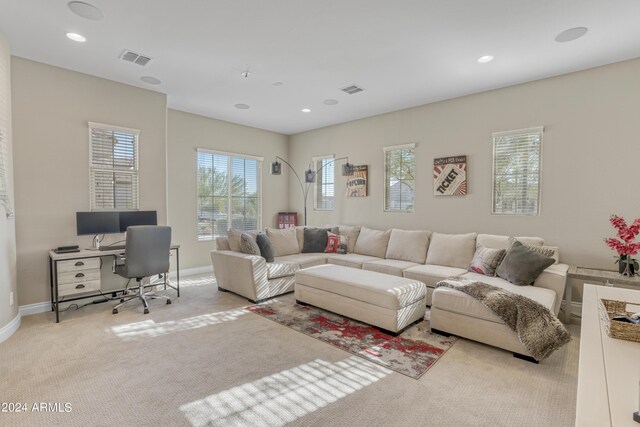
[492,127,543,215]
[384,144,415,212]
[197,149,262,240]
[314,155,334,210]
[89,123,140,210]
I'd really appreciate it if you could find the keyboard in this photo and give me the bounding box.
[100,245,126,251]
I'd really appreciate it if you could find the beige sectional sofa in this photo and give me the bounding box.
[210,225,569,359]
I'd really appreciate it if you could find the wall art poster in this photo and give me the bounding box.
[434,155,467,196]
[346,165,368,197]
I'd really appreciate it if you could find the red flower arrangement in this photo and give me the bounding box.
[604,214,640,275]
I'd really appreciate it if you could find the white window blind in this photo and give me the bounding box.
[492,127,543,215]
[89,123,139,210]
[314,155,334,210]
[384,144,415,212]
[197,149,262,240]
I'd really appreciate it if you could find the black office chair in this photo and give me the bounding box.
[112,225,172,315]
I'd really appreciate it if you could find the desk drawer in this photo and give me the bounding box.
[58,269,101,285]
[58,258,101,273]
[58,280,101,297]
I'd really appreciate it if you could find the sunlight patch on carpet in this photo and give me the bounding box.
[180,356,390,427]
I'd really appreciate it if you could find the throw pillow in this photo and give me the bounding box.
[508,237,556,258]
[227,228,258,252]
[239,233,260,256]
[468,245,506,276]
[325,232,340,253]
[302,227,332,253]
[255,233,275,262]
[496,241,555,286]
[337,235,348,254]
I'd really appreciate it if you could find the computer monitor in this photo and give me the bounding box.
[76,212,120,236]
[118,210,157,232]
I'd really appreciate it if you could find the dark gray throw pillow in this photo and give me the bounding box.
[256,233,275,262]
[302,228,330,253]
[496,241,555,286]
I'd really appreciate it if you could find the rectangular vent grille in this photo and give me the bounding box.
[341,84,364,95]
[120,50,151,66]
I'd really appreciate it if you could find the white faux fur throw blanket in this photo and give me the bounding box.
[436,279,571,361]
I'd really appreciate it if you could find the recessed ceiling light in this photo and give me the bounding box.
[140,76,161,85]
[477,55,494,64]
[323,99,339,106]
[235,104,250,110]
[65,32,86,42]
[272,82,283,87]
[301,108,311,113]
[555,27,588,43]
[68,1,103,21]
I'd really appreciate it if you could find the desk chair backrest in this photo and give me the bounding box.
[124,225,171,279]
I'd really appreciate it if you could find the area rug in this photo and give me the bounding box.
[247,298,457,379]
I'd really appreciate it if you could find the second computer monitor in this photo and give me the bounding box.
[119,211,157,232]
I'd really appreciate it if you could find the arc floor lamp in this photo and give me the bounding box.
[270,156,354,226]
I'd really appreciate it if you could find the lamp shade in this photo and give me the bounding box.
[342,162,354,176]
[270,161,282,175]
[304,169,316,183]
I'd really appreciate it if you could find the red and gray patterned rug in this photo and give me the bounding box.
[247,298,457,379]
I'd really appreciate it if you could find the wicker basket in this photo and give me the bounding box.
[598,298,640,343]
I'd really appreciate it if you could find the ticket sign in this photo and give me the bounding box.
[434,156,467,196]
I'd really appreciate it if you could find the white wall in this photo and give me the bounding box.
[11,58,168,306]
[167,109,289,269]
[0,33,18,335]
[289,58,640,303]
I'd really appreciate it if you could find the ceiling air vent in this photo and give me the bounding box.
[340,84,364,95]
[119,50,152,66]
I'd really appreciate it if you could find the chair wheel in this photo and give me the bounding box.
[144,308,149,314]
[166,299,171,305]
[112,308,118,314]
[120,299,125,303]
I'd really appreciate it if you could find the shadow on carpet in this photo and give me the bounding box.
[247,299,457,379]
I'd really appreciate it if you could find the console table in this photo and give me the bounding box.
[575,284,640,426]
[48,244,180,322]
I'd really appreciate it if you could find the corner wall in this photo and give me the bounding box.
[289,58,640,302]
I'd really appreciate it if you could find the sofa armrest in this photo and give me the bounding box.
[533,263,569,316]
[210,250,268,301]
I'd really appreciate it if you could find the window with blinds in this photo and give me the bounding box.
[492,127,543,215]
[89,123,139,210]
[314,155,334,210]
[197,149,262,240]
[384,144,415,212]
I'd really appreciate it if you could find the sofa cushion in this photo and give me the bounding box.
[354,227,391,258]
[239,233,261,256]
[327,254,382,269]
[477,234,544,250]
[337,225,361,253]
[385,229,430,264]
[215,236,231,251]
[266,227,300,257]
[468,245,506,276]
[256,233,275,262]
[403,264,468,288]
[228,229,259,252]
[267,262,299,280]
[496,241,555,286]
[425,232,477,269]
[302,228,329,253]
[274,253,328,269]
[362,259,420,277]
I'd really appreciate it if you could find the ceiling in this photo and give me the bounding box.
[1,1,640,135]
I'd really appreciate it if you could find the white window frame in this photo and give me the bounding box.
[88,122,140,211]
[196,148,263,241]
[383,143,416,213]
[313,155,335,211]
[491,126,543,216]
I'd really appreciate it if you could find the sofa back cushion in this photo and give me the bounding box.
[215,236,231,251]
[228,229,259,252]
[477,234,544,250]
[425,232,477,268]
[354,227,391,258]
[385,229,431,264]
[266,227,300,256]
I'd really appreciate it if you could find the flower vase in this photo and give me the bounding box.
[619,258,636,277]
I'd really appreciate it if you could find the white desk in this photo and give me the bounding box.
[576,284,640,426]
[48,244,180,322]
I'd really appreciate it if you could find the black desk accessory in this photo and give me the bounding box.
[54,245,80,254]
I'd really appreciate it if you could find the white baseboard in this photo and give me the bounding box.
[169,266,213,279]
[0,313,21,343]
[19,301,51,316]
[561,300,583,317]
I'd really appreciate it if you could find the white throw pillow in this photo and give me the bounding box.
[266,227,300,256]
[425,232,477,268]
[339,225,361,253]
[353,227,391,258]
[385,229,430,264]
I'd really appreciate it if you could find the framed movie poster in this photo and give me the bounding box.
[346,165,368,197]
[434,155,467,196]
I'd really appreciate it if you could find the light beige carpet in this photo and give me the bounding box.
[0,274,579,426]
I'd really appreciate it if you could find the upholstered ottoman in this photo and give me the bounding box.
[294,264,427,334]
